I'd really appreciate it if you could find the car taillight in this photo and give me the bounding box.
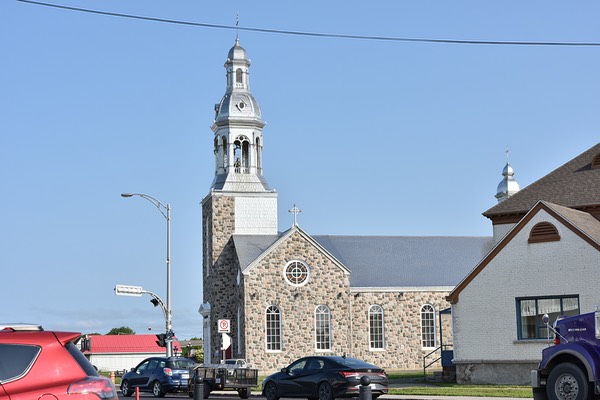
[164,367,173,376]
[339,371,360,378]
[68,377,119,399]
[554,337,561,345]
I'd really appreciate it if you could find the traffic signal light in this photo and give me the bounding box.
[155,333,166,347]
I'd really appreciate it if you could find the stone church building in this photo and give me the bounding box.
[198,39,494,374]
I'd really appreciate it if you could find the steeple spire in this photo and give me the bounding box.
[210,39,271,193]
[495,148,520,203]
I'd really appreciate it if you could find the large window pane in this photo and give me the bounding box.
[315,305,331,351]
[421,305,436,349]
[266,305,282,351]
[517,296,579,340]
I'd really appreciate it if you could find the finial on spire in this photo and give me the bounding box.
[288,204,302,226]
[235,14,239,42]
[505,146,510,164]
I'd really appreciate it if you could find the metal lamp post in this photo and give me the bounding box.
[121,193,173,357]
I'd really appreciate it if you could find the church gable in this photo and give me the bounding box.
[243,228,350,289]
[240,226,350,276]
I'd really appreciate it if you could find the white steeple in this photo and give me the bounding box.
[210,39,271,193]
[495,148,520,203]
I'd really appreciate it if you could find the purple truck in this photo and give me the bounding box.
[532,311,600,400]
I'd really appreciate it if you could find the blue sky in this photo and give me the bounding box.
[2,1,598,340]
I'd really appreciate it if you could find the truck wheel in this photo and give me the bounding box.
[239,388,250,399]
[547,363,589,400]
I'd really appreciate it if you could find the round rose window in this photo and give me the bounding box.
[284,261,309,286]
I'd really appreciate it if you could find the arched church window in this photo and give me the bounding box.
[265,305,282,351]
[421,304,436,349]
[256,137,262,175]
[528,222,560,243]
[213,138,219,173]
[283,260,309,287]
[368,305,385,350]
[221,137,228,170]
[233,136,250,174]
[236,69,243,84]
[315,305,331,351]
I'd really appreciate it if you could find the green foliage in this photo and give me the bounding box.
[179,343,203,363]
[107,326,135,335]
[194,346,204,363]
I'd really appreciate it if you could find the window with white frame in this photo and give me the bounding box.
[517,295,579,340]
[265,305,282,351]
[315,305,331,351]
[283,260,310,287]
[421,304,436,349]
[369,305,385,350]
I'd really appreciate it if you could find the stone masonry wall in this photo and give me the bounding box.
[203,194,244,363]
[242,230,452,374]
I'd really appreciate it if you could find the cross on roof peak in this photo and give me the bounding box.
[288,204,302,226]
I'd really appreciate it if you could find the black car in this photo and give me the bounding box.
[262,356,388,400]
[120,356,197,398]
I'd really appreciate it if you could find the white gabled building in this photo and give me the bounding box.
[448,143,600,384]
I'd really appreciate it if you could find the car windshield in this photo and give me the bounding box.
[169,359,196,369]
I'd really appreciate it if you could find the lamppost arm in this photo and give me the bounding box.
[143,289,168,322]
[121,192,173,357]
[121,193,168,220]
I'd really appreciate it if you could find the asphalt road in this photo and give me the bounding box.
[117,393,529,400]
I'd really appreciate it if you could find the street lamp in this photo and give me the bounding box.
[114,284,172,348]
[120,193,173,357]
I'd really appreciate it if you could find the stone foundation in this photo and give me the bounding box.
[455,361,538,385]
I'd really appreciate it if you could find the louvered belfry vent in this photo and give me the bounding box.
[592,153,600,169]
[528,222,560,243]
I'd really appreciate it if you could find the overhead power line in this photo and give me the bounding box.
[17,0,600,47]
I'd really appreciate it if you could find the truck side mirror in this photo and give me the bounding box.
[542,314,550,324]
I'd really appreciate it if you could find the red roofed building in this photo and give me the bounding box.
[82,334,182,372]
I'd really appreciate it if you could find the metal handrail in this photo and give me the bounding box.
[422,344,452,381]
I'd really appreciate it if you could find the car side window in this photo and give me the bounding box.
[0,344,40,382]
[306,358,325,370]
[158,360,166,368]
[147,360,159,371]
[288,359,307,375]
[137,361,149,372]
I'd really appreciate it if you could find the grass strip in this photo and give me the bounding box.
[389,384,532,398]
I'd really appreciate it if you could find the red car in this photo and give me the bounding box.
[0,323,118,399]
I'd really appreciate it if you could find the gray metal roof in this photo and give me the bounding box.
[233,234,280,271]
[233,233,494,288]
[313,235,494,288]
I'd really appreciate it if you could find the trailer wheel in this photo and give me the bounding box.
[547,363,589,400]
[239,388,250,399]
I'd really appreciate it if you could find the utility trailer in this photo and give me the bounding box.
[188,364,258,399]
